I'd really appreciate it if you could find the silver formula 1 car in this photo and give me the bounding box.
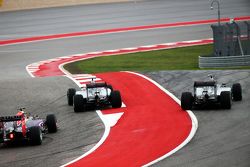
[181,75,242,110]
[67,80,122,112]
[0,108,57,146]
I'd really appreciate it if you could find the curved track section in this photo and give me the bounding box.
[26,38,213,77]
[145,70,250,167]
[62,71,197,166]
[0,0,249,166]
[25,47,198,166]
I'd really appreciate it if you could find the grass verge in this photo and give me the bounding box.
[64,44,250,74]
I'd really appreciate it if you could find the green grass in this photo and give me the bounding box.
[64,44,250,74]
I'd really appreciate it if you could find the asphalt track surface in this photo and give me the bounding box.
[0,0,250,166]
[144,70,250,167]
[0,0,250,40]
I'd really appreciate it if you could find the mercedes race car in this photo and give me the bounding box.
[181,75,242,110]
[67,80,122,112]
[0,108,57,146]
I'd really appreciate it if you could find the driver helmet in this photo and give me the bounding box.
[16,110,30,118]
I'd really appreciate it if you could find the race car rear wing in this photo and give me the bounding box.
[86,82,107,88]
[0,116,22,122]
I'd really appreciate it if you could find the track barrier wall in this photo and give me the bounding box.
[199,55,250,68]
[199,20,250,68]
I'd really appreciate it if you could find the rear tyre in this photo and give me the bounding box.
[29,126,42,145]
[67,88,76,106]
[46,114,57,133]
[232,83,242,101]
[220,91,231,109]
[181,92,193,110]
[0,128,3,143]
[110,91,122,108]
[73,95,85,112]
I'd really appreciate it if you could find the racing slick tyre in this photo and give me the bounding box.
[110,90,122,108]
[46,114,57,133]
[232,83,242,101]
[29,126,42,145]
[0,130,3,143]
[220,91,231,109]
[73,95,85,112]
[67,88,76,106]
[181,92,193,110]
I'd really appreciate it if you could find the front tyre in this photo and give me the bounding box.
[181,92,193,110]
[46,114,57,133]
